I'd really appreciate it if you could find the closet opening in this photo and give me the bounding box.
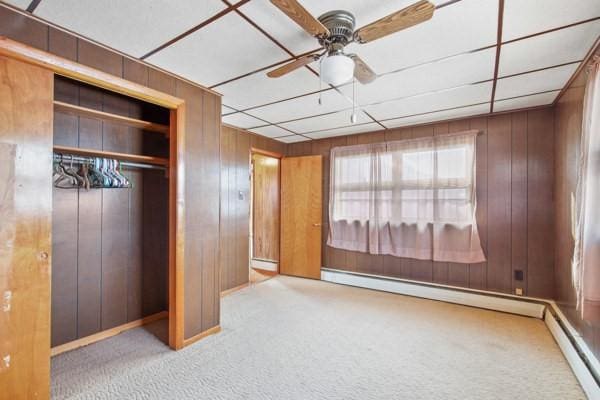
[249,149,281,284]
[51,75,171,355]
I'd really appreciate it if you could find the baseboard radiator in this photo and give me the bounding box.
[321,268,600,400]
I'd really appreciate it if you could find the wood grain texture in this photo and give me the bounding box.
[355,0,435,43]
[554,67,600,360]
[280,156,323,279]
[0,56,53,400]
[267,54,318,78]
[287,108,555,297]
[270,0,329,37]
[252,154,280,262]
[220,126,285,292]
[51,78,170,347]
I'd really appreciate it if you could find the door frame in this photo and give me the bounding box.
[249,147,282,280]
[0,37,186,351]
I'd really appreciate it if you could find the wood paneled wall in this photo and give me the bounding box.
[0,4,222,341]
[555,67,600,360]
[52,77,169,347]
[220,125,284,292]
[287,109,556,298]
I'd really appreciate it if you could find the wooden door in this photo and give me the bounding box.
[252,154,280,262]
[280,155,322,279]
[0,56,53,399]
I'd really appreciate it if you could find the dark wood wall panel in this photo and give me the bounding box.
[555,67,600,361]
[51,78,170,346]
[287,109,556,298]
[219,126,284,292]
[1,4,223,343]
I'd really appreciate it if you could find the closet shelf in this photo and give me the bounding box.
[53,145,169,167]
[54,101,170,135]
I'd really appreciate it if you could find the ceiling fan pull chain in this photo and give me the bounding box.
[318,57,323,105]
[351,76,357,124]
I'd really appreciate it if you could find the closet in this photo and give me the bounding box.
[51,76,170,352]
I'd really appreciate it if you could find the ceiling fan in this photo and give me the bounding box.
[266,0,435,86]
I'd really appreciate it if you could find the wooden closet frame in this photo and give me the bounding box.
[0,36,186,350]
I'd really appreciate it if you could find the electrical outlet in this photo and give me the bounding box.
[515,288,523,296]
[514,270,524,281]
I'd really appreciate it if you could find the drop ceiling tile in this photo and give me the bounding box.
[222,112,268,129]
[365,81,493,121]
[217,67,321,110]
[239,1,319,55]
[147,12,289,87]
[503,0,600,41]
[249,125,294,138]
[275,135,310,143]
[305,122,381,139]
[495,63,579,100]
[343,0,498,74]
[338,47,496,106]
[222,104,237,115]
[493,91,559,113]
[34,0,225,57]
[3,0,30,9]
[499,20,600,76]
[382,103,491,129]
[280,109,371,134]
[247,89,353,124]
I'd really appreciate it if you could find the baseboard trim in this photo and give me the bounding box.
[545,303,600,400]
[221,282,249,297]
[51,311,168,356]
[251,258,278,272]
[321,268,600,397]
[321,268,545,318]
[183,325,221,347]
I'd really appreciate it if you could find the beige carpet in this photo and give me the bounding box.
[51,276,585,399]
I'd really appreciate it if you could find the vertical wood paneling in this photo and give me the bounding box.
[219,126,288,292]
[511,112,528,294]
[486,114,512,293]
[468,117,488,290]
[290,109,555,297]
[0,6,48,50]
[527,108,555,298]
[0,55,53,400]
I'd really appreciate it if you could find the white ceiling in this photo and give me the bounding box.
[9,0,600,142]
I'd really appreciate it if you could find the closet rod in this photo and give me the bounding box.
[53,153,166,171]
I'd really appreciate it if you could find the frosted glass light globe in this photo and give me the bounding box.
[321,54,354,86]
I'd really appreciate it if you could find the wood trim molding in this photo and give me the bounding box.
[221,283,250,297]
[489,0,505,113]
[182,325,222,347]
[251,147,283,159]
[169,107,186,350]
[0,36,188,352]
[0,36,184,108]
[50,312,168,356]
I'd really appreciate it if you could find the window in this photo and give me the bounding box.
[328,131,485,264]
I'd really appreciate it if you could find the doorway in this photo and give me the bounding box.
[250,150,281,284]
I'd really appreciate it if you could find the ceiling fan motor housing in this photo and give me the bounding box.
[318,10,356,54]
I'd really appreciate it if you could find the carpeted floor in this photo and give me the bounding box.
[51,276,585,399]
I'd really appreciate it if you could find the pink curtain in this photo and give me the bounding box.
[573,56,600,323]
[328,131,485,264]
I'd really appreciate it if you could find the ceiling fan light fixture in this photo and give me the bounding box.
[320,54,354,87]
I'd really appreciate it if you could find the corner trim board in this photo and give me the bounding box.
[182,325,222,347]
[50,311,169,357]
